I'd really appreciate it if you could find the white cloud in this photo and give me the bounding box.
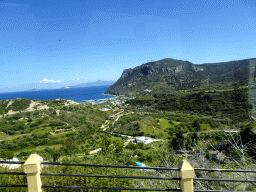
[39,79,62,83]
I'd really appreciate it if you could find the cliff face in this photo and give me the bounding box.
[120,68,133,80]
[140,64,183,75]
[105,58,255,95]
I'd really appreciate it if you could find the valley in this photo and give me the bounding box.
[0,58,256,191]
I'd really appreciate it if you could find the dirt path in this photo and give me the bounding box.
[89,148,102,154]
[110,109,124,118]
[102,110,134,131]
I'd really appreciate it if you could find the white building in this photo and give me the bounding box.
[129,137,153,144]
[0,157,21,169]
[100,108,110,111]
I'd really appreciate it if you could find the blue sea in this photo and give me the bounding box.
[0,85,115,103]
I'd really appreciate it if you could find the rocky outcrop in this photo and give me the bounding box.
[192,65,204,72]
[120,68,133,80]
[105,58,255,95]
[140,64,183,75]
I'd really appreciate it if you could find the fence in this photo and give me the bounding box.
[0,153,256,192]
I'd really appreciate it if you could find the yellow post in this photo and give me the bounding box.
[179,159,195,192]
[24,154,44,192]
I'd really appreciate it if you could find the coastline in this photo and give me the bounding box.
[83,93,118,104]
[102,93,116,96]
[0,87,114,102]
[102,93,118,100]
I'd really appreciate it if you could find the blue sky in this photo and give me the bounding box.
[1,0,255,92]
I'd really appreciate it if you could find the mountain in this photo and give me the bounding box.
[63,80,116,88]
[20,80,116,93]
[104,58,256,95]
[24,88,51,92]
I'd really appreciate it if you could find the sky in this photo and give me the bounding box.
[0,0,255,92]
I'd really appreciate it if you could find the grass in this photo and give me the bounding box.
[167,120,181,126]
[138,117,170,138]
[172,121,181,125]
[0,132,32,141]
[200,124,211,131]
[204,85,248,93]
[158,118,172,129]
[31,127,52,134]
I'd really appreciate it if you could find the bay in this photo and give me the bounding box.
[0,85,115,103]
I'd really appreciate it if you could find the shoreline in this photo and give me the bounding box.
[0,89,119,104]
[83,93,118,104]
[102,93,117,96]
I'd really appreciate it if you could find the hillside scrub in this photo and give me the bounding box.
[7,98,31,112]
[0,83,256,192]
[126,87,251,123]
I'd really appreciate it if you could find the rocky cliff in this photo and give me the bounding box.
[105,58,256,95]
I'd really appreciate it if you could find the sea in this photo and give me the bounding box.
[0,85,116,103]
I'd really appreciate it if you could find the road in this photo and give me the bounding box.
[101,109,134,131]
[89,109,164,154]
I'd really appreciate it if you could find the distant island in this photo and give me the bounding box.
[23,80,116,92]
[24,88,46,92]
[60,80,116,89]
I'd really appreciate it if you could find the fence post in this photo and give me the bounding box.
[24,154,43,192]
[179,159,195,192]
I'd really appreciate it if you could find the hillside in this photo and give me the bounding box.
[1,88,256,191]
[104,58,256,95]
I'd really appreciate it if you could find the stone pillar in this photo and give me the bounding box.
[24,154,44,192]
[179,159,195,192]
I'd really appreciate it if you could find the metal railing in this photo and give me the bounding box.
[40,161,181,191]
[193,167,256,192]
[0,154,256,192]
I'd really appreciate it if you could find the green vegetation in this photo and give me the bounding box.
[126,88,251,123]
[0,98,31,115]
[7,98,31,112]
[0,149,14,160]
[0,79,256,191]
[104,58,252,95]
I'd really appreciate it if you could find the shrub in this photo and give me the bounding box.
[0,149,14,160]
[7,98,31,112]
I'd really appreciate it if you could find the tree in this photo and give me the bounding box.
[191,132,199,145]
[113,139,124,154]
[83,145,89,155]
[0,149,14,160]
[137,142,144,149]
[193,119,201,132]
[99,135,113,154]
[169,129,185,150]
[44,147,61,162]
[62,138,78,157]
[52,149,61,162]
[44,147,52,160]
[126,142,137,150]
